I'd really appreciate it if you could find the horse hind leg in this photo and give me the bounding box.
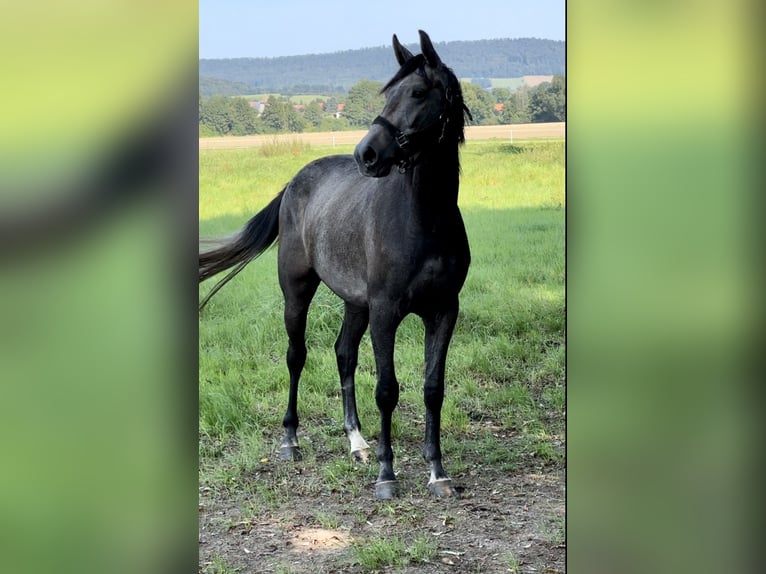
[279,271,320,461]
[335,303,371,463]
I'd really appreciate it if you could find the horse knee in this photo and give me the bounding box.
[375,382,399,412]
[286,343,306,371]
[423,381,444,409]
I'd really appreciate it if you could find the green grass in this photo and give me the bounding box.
[199,140,565,498]
[350,534,437,571]
[505,551,521,573]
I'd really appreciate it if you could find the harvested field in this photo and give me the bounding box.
[199,123,565,150]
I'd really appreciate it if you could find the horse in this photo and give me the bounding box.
[199,30,472,499]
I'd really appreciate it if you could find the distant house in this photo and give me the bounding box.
[494,103,504,113]
[248,100,265,114]
[335,102,345,119]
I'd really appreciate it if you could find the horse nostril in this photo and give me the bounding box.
[362,146,377,166]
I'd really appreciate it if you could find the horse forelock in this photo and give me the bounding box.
[381,54,427,93]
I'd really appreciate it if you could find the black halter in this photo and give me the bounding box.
[371,86,455,173]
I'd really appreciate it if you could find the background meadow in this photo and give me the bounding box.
[199,139,565,497]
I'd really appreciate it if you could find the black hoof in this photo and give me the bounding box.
[279,445,302,461]
[428,478,459,498]
[374,480,399,500]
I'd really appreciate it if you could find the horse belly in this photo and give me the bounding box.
[318,263,369,307]
[311,237,369,307]
[300,183,372,307]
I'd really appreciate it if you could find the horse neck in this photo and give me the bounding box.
[411,141,461,209]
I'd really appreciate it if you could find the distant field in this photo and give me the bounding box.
[488,77,525,90]
[241,94,332,103]
[459,76,553,90]
[199,122,565,149]
[232,76,554,103]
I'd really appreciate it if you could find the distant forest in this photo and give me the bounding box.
[199,75,565,136]
[200,37,565,96]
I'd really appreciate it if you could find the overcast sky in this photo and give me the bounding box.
[200,0,565,59]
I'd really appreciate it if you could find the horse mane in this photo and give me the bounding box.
[381,54,471,146]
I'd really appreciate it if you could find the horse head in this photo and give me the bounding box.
[354,30,470,178]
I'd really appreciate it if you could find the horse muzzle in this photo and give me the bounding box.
[354,125,398,178]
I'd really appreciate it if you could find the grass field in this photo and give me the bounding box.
[199,139,565,572]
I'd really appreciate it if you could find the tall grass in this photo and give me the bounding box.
[199,140,565,488]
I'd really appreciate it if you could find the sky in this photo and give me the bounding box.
[199,0,565,59]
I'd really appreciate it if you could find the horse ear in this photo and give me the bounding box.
[392,34,413,66]
[419,30,442,67]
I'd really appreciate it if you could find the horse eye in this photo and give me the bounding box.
[412,89,426,99]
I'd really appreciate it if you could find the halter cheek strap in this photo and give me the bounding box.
[372,115,412,151]
[371,110,449,173]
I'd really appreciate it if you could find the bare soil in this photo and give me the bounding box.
[199,430,565,573]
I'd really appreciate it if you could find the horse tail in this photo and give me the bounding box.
[199,189,284,311]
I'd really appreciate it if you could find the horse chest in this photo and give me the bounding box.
[410,252,464,295]
[372,218,469,302]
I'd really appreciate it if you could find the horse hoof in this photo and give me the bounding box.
[428,478,459,498]
[375,480,399,500]
[351,448,371,463]
[279,445,302,461]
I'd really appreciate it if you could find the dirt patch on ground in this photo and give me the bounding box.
[199,432,565,573]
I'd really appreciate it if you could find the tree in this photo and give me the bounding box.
[198,95,265,135]
[324,96,339,117]
[261,96,303,133]
[460,81,495,125]
[199,95,233,135]
[528,75,565,122]
[286,105,305,133]
[343,80,385,127]
[303,100,325,129]
[319,115,350,132]
[500,88,531,124]
[228,97,258,135]
[492,88,512,103]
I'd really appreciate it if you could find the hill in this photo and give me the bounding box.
[200,37,564,96]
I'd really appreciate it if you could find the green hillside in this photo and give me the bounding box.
[200,38,564,96]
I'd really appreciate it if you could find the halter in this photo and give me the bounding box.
[371,85,455,173]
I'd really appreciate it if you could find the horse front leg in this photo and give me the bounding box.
[369,306,402,499]
[335,303,371,462]
[422,303,460,497]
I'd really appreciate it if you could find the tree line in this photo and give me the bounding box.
[199,76,565,136]
[200,38,564,95]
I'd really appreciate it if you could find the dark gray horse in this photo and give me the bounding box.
[200,30,472,499]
